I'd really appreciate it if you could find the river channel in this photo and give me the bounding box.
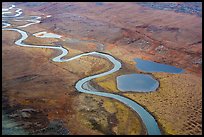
[2,5,162,135]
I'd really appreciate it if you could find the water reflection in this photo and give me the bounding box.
[134,58,184,73]
[117,74,159,92]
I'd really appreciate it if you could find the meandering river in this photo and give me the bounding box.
[2,5,161,135]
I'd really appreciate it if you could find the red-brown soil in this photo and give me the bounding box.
[2,2,202,135]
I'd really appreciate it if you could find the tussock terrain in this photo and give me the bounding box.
[2,2,202,135]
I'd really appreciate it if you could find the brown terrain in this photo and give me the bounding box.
[2,2,202,135]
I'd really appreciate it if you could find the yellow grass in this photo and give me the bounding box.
[123,73,202,135]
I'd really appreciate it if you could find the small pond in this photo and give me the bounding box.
[134,58,184,73]
[33,31,62,39]
[116,74,159,92]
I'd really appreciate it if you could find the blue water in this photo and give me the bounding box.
[117,74,159,92]
[2,4,162,134]
[95,2,104,6]
[134,58,184,73]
